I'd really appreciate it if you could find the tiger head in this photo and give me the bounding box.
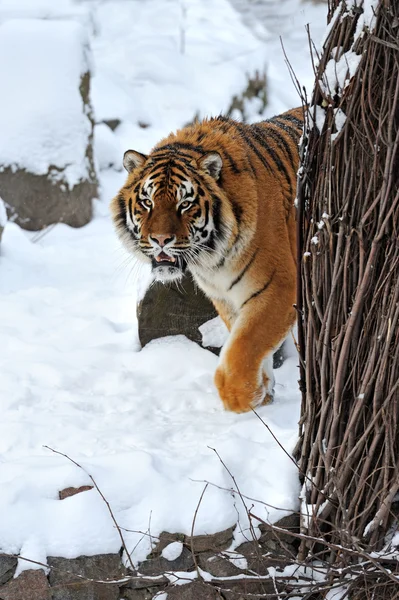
[111,146,233,282]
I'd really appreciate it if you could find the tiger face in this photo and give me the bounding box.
[112,148,228,282]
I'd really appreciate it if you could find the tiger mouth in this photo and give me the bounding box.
[151,253,187,274]
[154,251,176,264]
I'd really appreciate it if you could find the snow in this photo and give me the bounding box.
[199,317,229,349]
[0,197,7,227]
[153,593,168,600]
[0,0,90,25]
[0,0,324,573]
[320,50,362,97]
[161,542,184,562]
[94,124,123,172]
[89,0,268,134]
[353,0,378,42]
[0,18,92,188]
[0,208,301,567]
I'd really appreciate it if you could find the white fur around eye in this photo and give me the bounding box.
[178,199,193,213]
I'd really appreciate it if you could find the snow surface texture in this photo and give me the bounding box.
[0,18,92,188]
[0,0,325,571]
[0,197,7,228]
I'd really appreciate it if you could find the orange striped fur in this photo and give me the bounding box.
[111,108,303,412]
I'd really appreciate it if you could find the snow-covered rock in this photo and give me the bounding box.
[0,18,98,230]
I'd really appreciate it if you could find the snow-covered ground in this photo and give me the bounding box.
[0,0,326,571]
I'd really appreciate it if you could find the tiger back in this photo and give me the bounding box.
[111,107,303,412]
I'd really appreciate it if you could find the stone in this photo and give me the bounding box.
[235,541,270,576]
[221,578,276,600]
[58,486,93,500]
[137,275,218,355]
[259,512,300,558]
[48,554,125,600]
[0,555,17,585]
[150,533,185,557]
[0,169,96,231]
[0,20,98,232]
[121,591,153,600]
[184,527,235,553]
[121,575,168,592]
[197,552,243,578]
[0,569,50,600]
[273,513,300,541]
[259,513,300,547]
[166,582,219,600]
[137,547,194,576]
[102,120,121,132]
[120,575,167,600]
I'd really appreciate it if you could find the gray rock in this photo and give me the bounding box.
[260,513,300,546]
[47,554,124,600]
[184,527,235,553]
[0,555,17,585]
[137,275,218,355]
[138,547,194,576]
[121,591,155,600]
[235,541,270,576]
[0,163,96,232]
[259,512,299,558]
[221,578,276,600]
[198,552,243,578]
[0,26,98,232]
[166,582,218,600]
[149,533,185,557]
[120,575,167,600]
[121,576,168,591]
[0,569,50,600]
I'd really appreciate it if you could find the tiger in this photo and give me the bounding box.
[111,108,303,413]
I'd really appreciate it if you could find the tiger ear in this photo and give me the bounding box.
[123,149,148,173]
[199,152,223,180]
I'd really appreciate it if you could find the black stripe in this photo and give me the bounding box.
[229,121,272,174]
[277,113,303,129]
[228,249,258,290]
[241,270,276,308]
[212,195,221,233]
[214,256,226,269]
[202,200,210,230]
[152,150,195,161]
[259,123,297,169]
[248,125,293,196]
[116,194,126,224]
[220,147,240,174]
[230,200,242,226]
[128,198,134,223]
[272,118,302,144]
[156,142,205,154]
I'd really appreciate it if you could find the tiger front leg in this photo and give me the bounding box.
[214,282,295,413]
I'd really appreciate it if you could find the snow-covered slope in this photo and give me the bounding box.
[0,0,325,570]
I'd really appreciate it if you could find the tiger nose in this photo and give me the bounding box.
[149,234,175,247]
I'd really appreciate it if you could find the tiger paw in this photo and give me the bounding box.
[215,365,269,413]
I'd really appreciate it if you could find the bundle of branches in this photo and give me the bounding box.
[295,0,399,570]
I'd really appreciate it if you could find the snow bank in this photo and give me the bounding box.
[0,197,7,228]
[0,191,301,566]
[90,0,266,132]
[0,18,92,189]
[0,0,90,26]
